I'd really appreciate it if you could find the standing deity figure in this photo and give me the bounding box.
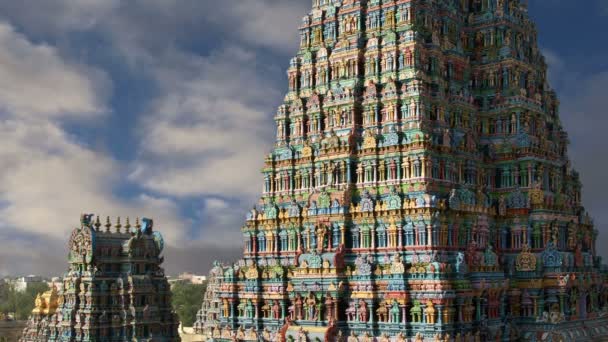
[272,300,281,320]
[346,301,357,321]
[390,300,400,323]
[295,295,304,320]
[426,301,437,324]
[306,293,317,320]
[325,294,335,321]
[358,299,369,322]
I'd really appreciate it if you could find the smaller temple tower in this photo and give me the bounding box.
[20,214,180,342]
[193,261,226,339]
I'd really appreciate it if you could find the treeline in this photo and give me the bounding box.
[0,282,49,320]
[0,280,207,327]
[171,282,206,327]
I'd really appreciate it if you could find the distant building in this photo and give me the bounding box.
[168,273,207,288]
[11,275,43,293]
[178,273,207,284]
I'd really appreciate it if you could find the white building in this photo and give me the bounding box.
[11,275,44,292]
[168,273,207,288]
[179,273,207,284]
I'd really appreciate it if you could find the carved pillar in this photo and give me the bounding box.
[457,302,463,323]
[297,232,301,251]
[421,157,427,178]
[333,298,339,321]
[421,303,427,324]
[437,305,443,325]
[371,227,376,249]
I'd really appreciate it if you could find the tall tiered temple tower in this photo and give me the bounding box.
[196,0,608,341]
[20,215,180,342]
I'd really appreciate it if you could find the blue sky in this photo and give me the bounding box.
[0,0,606,276]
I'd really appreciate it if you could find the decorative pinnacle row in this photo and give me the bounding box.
[83,214,143,234]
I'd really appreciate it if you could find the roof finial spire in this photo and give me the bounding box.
[115,217,122,234]
[94,215,101,232]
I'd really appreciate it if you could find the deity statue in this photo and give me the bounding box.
[390,300,400,323]
[305,293,317,320]
[346,301,357,321]
[272,300,281,320]
[358,299,369,322]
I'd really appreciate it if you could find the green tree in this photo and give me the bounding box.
[171,282,206,327]
[0,282,49,320]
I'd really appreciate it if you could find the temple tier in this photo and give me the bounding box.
[20,215,180,342]
[195,0,608,340]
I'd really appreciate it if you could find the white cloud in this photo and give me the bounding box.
[227,0,307,53]
[129,46,277,200]
[0,120,188,246]
[0,22,108,119]
[0,0,119,35]
[0,21,188,275]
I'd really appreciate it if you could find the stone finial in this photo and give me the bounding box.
[125,217,131,233]
[136,217,141,230]
[115,217,122,234]
[105,216,111,232]
[94,215,101,232]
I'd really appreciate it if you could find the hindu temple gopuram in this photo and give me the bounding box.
[20,215,180,342]
[193,0,608,341]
